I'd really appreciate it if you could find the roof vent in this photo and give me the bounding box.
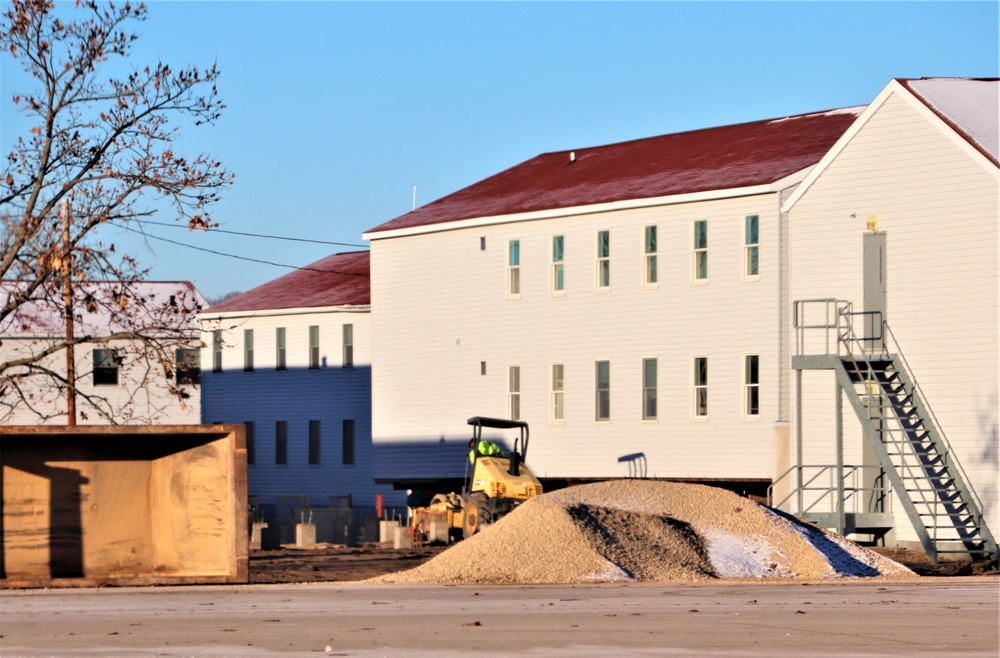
[569,151,576,163]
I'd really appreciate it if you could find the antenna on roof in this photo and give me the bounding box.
[412,185,417,211]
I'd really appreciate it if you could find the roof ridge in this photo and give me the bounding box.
[536,105,865,156]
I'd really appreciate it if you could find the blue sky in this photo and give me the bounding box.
[3,1,998,300]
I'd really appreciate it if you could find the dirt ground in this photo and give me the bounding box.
[248,541,996,584]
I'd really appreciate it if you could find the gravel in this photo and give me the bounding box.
[372,480,915,584]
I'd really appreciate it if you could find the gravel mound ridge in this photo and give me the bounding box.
[373,481,915,584]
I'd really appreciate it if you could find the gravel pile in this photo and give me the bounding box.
[373,480,915,584]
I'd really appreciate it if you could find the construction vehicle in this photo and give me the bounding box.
[410,416,543,543]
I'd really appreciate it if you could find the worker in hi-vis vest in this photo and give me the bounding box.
[468,438,505,464]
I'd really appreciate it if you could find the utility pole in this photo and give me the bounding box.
[62,198,76,426]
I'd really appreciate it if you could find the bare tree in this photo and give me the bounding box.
[0,0,232,423]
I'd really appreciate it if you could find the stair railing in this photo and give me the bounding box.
[879,319,988,537]
[768,463,891,516]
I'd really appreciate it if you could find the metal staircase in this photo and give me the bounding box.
[792,299,997,563]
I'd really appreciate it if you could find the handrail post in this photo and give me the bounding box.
[796,369,803,515]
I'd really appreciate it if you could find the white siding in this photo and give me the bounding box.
[789,90,1000,540]
[1,336,201,425]
[371,194,787,484]
[200,309,403,508]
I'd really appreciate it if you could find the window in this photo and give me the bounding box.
[92,348,119,386]
[342,419,355,465]
[744,354,760,417]
[507,239,521,298]
[480,236,486,251]
[309,325,320,369]
[595,360,610,421]
[597,230,610,289]
[243,329,254,372]
[551,363,565,421]
[642,358,657,420]
[552,235,565,293]
[275,327,286,371]
[693,357,708,417]
[693,220,708,281]
[175,348,201,385]
[342,324,354,369]
[275,421,288,465]
[744,214,760,278]
[644,226,658,285]
[212,330,222,373]
[508,365,521,421]
[309,420,321,465]
[245,421,255,465]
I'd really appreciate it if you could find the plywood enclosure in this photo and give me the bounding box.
[1,425,247,588]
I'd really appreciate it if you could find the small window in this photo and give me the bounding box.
[212,330,222,373]
[480,236,486,251]
[309,325,320,370]
[644,226,658,285]
[595,360,610,421]
[597,230,610,289]
[551,363,565,422]
[175,348,201,385]
[308,420,321,465]
[342,324,354,369]
[275,420,288,465]
[93,348,120,386]
[275,327,286,371]
[552,235,565,293]
[693,357,708,417]
[693,220,708,281]
[342,419,355,465]
[744,214,760,279]
[243,329,254,372]
[508,365,521,421]
[507,239,521,298]
[642,358,657,420]
[245,421,256,466]
[744,354,760,417]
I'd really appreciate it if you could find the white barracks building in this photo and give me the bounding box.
[364,78,998,561]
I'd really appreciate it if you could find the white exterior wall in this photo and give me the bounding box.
[788,90,1000,541]
[199,308,404,509]
[1,336,201,425]
[371,193,788,486]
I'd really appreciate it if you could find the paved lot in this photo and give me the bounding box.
[1,579,997,657]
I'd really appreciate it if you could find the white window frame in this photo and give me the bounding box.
[342,323,354,369]
[693,219,708,283]
[693,356,708,419]
[308,325,320,370]
[175,348,201,385]
[551,235,565,295]
[743,214,760,280]
[275,327,286,371]
[744,354,760,419]
[596,230,611,290]
[211,330,223,373]
[595,360,611,421]
[93,348,120,387]
[551,363,565,422]
[507,239,521,299]
[642,358,657,420]
[243,329,254,372]
[508,365,521,421]
[643,225,658,287]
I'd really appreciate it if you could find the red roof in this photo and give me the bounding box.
[367,108,862,235]
[206,251,370,313]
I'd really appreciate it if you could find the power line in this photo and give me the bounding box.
[134,218,369,249]
[111,223,369,277]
